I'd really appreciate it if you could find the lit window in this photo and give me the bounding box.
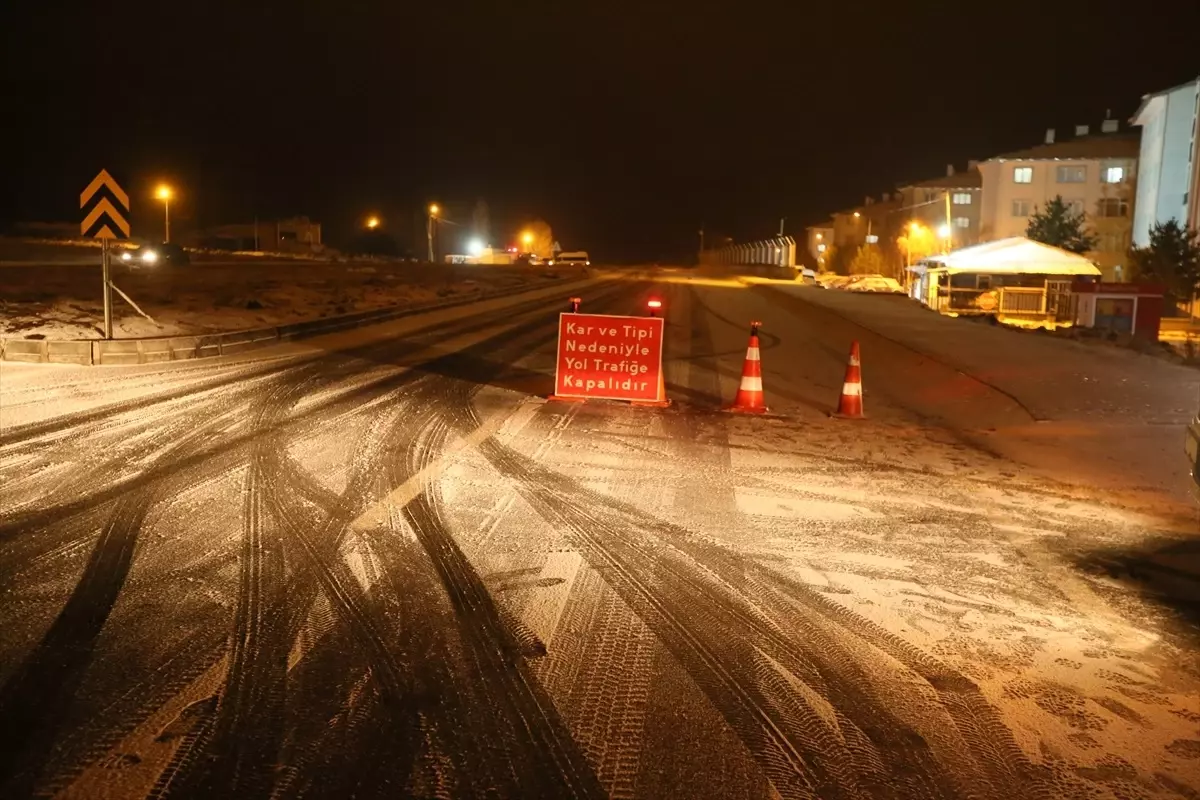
[1103,166,1125,183]
[1013,167,1033,183]
[1012,199,1032,217]
[952,192,972,205]
[954,217,970,228]
[1056,165,1087,183]
[1098,198,1129,218]
[1065,198,1085,216]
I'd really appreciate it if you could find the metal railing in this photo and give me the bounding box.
[701,236,797,268]
[998,287,1046,315]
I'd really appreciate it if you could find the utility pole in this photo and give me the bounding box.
[944,191,953,253]
[778,218,785,236]
[427,203,440,262]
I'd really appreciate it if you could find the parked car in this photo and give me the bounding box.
[120,242,190,266]
[818,275,854,289]
[844,275,904,294]
[796,268,818,285]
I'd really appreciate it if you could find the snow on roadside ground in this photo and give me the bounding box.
[725,414,1200,797]
[0,262,580,339]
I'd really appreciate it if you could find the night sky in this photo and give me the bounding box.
[2,0,1197,262]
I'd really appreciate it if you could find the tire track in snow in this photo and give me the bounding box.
[0,412,237,798]
[395,410,606,799]
[444,388,1045,799]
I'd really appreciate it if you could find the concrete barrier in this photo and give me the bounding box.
[2,339,49,363]
[46,340,94,366]
[1,275,589,366]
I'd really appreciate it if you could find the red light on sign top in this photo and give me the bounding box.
[647,299,662,309]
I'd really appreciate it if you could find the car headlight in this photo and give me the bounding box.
[142,250,158,263]
[121,252,132,261]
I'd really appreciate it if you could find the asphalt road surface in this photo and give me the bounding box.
[2,268,1198,799]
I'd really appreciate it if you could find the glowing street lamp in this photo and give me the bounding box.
[937,223,952,239]
[366,216,380,230]
[426,203,440,262]
[521,231,534,252]
[155,184,173,243]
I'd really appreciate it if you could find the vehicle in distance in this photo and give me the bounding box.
[818,274,854,289]
[550,251,590,266]
[120,243,190,266]
[844,275,904,294]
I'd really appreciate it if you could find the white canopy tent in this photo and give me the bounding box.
[915,237,1101,277]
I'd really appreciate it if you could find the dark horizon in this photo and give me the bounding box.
[3,0,1197,262]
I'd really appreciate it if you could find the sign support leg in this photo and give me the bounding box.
[102,239,113,340]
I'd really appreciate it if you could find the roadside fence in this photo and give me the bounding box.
[701,236,797,268]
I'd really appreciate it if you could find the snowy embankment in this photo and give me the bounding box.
[0,261,582,340]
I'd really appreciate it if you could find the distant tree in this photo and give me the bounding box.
[816,244,836,273]
[1128,219,1200,300]
[1025,195,1097,254]
[849,243,885,275]
[526,219,554,258]
[472,198,490,242]
[896,224,937,267]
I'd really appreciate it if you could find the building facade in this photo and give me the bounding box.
[896,165,983,252]
[805,224,833,270]
[1131,76,1200,247]
[977,126,1139,281]
[191,217,324,254]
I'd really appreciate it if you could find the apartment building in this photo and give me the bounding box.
[977,124,1138,281]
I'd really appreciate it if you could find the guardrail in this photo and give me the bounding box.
[0,274,589,366]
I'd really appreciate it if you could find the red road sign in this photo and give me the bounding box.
[554,313,665,401]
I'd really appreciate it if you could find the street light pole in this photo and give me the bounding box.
[156,185,173,243]
[427,204,439,262]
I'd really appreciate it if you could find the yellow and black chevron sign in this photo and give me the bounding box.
[80,169,130,240]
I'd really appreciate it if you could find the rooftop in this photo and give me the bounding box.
[1132,75,1200,123]
[987,133,1140,162]
[900,170,983,190]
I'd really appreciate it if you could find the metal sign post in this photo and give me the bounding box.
[80,169,130,340]
[101,239,112,339]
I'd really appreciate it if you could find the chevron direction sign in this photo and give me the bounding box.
[80,169,130,240]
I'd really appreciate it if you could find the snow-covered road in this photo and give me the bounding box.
[0,268,1197,799]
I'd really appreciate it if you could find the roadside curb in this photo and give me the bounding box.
[0,273,593,366]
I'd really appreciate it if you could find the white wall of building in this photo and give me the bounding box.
[1132,79,1199,247]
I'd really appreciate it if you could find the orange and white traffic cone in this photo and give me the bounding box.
[832,341,864,418]
[725,322,768,413]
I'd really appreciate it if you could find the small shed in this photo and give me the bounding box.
[911,238,1101,323]
[1073,282,1165,341]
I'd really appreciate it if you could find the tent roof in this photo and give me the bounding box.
[920,237,1102,276]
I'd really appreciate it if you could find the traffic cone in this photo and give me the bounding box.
[725,322,768,413]
[832,341,864,419]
